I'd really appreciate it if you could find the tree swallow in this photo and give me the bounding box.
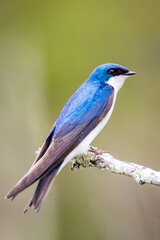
[5,63,136,213]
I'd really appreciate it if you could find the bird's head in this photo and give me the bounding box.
[90,63,136,92]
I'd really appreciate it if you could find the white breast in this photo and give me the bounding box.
[57,92,117,174]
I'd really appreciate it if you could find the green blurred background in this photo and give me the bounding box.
[1,0,160,239]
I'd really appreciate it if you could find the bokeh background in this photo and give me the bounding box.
[1,0,160,239]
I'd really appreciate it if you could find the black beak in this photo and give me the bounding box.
[125,71,136,76]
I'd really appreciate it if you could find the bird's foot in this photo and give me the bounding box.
[88,147,109,161]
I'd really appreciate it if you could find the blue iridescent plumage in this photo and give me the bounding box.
[51,74,114,143]
[6,63,136,213]
[49,81,114,173]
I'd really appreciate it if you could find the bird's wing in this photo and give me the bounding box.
[31,124,56,166]
[6,87,114,199]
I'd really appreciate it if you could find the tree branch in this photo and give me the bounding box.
[71,146,160,186]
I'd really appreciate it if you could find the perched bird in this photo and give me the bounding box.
[5,63,135,213]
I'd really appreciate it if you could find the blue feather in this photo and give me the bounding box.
[49,63,126,145]
[49,83,113,145]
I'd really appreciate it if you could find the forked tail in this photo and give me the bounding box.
[24,170,57,213]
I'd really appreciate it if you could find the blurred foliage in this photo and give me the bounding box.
[1,0,160,239]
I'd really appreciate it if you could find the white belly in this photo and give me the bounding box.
[57,93,117,174]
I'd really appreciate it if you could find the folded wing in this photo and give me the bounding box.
[6,85,114,202]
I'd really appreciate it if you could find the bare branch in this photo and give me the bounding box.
[71,146,160,186]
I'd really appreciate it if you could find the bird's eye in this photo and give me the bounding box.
[108,69,116,75]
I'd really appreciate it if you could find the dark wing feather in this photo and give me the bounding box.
[32,124,56,166]
[6,89,114,199]
[24,170,58,213]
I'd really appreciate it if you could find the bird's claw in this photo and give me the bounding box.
[88,148,109,161]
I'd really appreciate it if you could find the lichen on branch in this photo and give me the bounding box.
[71,146,160,186]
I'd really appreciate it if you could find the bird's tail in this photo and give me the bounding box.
[24,170,57,213]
